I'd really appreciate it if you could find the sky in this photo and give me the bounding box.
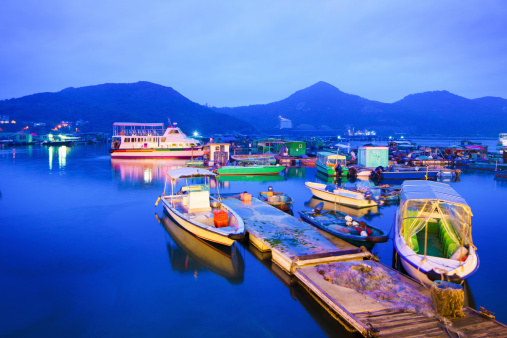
[1,0,507,107]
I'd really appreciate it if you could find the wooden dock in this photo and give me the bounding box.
[220,195,507,337]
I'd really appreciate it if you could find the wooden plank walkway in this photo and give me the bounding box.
[220,195,507,337]
[221,196,371,273]
[355,307,507,337]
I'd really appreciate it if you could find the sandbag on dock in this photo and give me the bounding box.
[316,261,434,314]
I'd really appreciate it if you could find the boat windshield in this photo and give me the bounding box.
[328,158,345,165]
[399,199,472,249]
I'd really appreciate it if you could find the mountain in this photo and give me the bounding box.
[2,81,506,136]
[214,82,507,135]
[0,82,255,134]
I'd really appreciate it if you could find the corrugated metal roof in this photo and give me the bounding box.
[401,180,469,207]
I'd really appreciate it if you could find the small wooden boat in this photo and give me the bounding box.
[258,188,294,211]
[42,140,73,146]
[185,160,205,168]
[301,157,317,167]
[231,154,276,165]
[157,168,245,246]
[299,203,388,250]
[305,197,380,218]
[305,182,382,208]
[216,164,285,176]
[370,166,439,180]
[394,180,479,286]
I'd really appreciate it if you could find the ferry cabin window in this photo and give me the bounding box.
[172,144,177,147]
[215,146,220,151]
[161,138,166,142]
[125,138,130,142]
[169,130,180,134]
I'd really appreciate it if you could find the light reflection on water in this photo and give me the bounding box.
[0,142,506,336]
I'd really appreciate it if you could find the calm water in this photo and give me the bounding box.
[1,143,505,337]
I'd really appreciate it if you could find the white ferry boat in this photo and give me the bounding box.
[110,122,204,158]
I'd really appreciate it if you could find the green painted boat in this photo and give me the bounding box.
[216,165,285,176]
[316,152,349,177]
[231,154,276,165]
[185,160,205,168]
[218,174,285,182]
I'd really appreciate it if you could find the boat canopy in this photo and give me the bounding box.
[166,168,216,180]
[400,181,468,207]
[399,181,473,252]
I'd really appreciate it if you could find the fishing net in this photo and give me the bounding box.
[316,261,434,314]
[430,282,465,317]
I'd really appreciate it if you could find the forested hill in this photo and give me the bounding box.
[0,81,255,134]
[214,81,507,135]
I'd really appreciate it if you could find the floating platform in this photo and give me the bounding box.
[220,196,370,273]
[219,195,507,337]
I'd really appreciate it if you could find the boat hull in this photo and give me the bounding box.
[381,170,439,179]
[110,148,204,158]
[217,165,285,176]
[316,162,349,176]
[305,182,378,208]
[231,155,276,165]
[299,212,387,250]
[162,200,240,246]
[393,210,480,287]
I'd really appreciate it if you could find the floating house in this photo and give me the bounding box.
[358,146,389,168]
[205,143,230,166]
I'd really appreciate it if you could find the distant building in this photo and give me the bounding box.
[33,122,46,127]
[0,115,9,123]
[354,129,376,136]
[279,116,292,129]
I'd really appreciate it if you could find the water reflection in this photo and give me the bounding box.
[244,242,361,338]
[305,197,381,219]
[49,146,53,170]
[58,146,68,169]
[285,167,306,178]
[158,214,245,284]
[111,158,187,184]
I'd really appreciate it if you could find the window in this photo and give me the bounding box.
[299,144,302,148]
[125,138,130,142]
[161,138,166,142]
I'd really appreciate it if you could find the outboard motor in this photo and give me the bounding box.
[313,202,324,214]
[347,166,358,181]
[364,190,382,206]
[335,164,343,177]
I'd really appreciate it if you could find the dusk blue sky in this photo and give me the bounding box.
[1,0,506,106]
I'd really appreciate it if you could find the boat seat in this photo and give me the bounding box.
[187,190,212,213]
[409,234,419,253]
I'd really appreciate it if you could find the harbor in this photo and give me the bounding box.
[1,138,507,337]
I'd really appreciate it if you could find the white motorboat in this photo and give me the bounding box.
[304,182,381,208]
[157,168,245,246]
[393,180,479,286]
